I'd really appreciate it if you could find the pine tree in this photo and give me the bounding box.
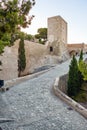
[67,55,80,97]
[18,38,26,77]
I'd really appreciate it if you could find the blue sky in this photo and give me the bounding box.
[22,0,87,43]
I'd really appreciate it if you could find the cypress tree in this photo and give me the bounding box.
[79,50,83,63]
[78,50,84,85]
[67,55,80,97]
[0,61,2,65]
[18,38,26,77]
[0,61,2,71]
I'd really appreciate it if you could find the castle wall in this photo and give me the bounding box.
[67,43,87,56]
[47,16,69,58]
[48,15,67,43]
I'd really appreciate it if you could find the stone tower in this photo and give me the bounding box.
[47,15,68,58]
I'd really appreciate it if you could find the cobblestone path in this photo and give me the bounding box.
[0,59,87,129]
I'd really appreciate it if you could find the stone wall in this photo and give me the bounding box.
[0,40,48,80]
[58,74,68,94]
[47,16,69,59]
[48,15,67,43]
[0,40,19,80]
[20,40,47,75]
[68,43,87,56]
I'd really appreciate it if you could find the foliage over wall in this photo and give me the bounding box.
[0,0,35,54]
[17,32,34,41]
[35,28,47,44]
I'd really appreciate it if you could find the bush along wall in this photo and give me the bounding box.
[18,38,26,77]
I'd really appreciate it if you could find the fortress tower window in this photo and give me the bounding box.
[50,46,53,52]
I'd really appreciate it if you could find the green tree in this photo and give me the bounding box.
[0,0,35,53]
[0,61,2,65]
[0,61,2,71]
[79,50,83,63]
[78,60,87,81]
[25,34,34,41]
[35,28,47,44]
[18,38,26,77]
[0,60,2,68]
[78,50,84,84]
[67,55,81,97]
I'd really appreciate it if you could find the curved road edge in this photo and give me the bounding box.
[53,77,87,119]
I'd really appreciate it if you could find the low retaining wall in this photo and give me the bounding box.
[53,76,87,119]
[0,67,54,92]
[58,74,68,94]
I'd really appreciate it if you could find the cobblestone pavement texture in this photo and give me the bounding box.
[0,57,87,130]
